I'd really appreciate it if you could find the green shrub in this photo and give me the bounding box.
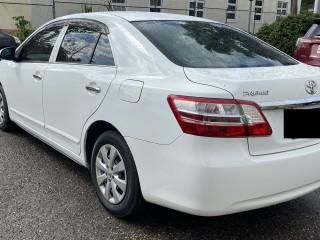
[256,13,320,56]
[81,3,92,13]
[12,16,33,42]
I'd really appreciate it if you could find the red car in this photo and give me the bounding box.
[294,19,320,66]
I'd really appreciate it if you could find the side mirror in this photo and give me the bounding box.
[0,47,16,61]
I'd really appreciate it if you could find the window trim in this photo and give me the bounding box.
[226,0,238,23]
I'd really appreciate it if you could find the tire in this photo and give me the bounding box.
[0,85,13,131]
[90,131,146,218]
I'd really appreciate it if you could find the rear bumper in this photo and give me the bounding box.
[126,134,320,216]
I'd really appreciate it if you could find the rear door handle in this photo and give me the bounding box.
[33,74,42,81]
[86,85,101,93]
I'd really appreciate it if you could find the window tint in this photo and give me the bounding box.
[133,21,297,68]
[20,26,61,62]
[91,34,115,66]
[56,25,100,64]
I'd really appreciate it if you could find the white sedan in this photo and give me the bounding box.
[1,12,320,218]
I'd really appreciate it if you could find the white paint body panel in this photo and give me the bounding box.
[43,64,116,154]
[119,80,144,103]
[126,134,320,216]
[6,62,47,136]
[1,12,320,217]
[184,65,320,155]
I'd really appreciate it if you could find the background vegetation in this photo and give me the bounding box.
[12,16,33,42]
[256,13,320,56]
[301,0,315,12]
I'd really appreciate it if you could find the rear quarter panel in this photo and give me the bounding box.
[81,17,233,145]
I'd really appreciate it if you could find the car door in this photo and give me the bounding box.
[43,20,116,155]
[6,25,63,136]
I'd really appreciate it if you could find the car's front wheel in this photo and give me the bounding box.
[0,85,13,131]
[90,131,146,218]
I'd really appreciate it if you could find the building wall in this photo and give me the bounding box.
[1,0,301,32]
[189,0,292,32]
[0,0,32,33]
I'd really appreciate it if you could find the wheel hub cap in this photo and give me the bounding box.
[95,144,127,205]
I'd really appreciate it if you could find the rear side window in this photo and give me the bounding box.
[91,34,115,65]
[305,24,320,38]
[56,24,115,66]
[133,21,297,68]
[57,25,100,64]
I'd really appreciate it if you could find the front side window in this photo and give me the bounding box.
[189,0,205,18]
[150,0,162,12]
[133,21,297,68]
[112,0,126,11]
[20,26,61,62]
[56,25,100,64]
[227,0,237,21]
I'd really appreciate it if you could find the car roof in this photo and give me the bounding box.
[106,11,214,22]
[56,11,215,23]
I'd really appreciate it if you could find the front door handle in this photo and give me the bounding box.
[33,74,42,81]
[86,85,101,93]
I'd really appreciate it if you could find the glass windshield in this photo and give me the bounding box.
[132,21,298,68]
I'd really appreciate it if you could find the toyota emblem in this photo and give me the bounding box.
[305,80,318,95]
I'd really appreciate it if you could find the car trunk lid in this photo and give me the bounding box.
[184,64,320,156]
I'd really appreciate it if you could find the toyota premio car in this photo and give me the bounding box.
[1,12,320,218]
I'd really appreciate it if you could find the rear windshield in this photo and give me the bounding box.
[132,21,297,68]
[305,24,320,38]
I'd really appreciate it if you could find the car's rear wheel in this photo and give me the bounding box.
[0,85,13,131]
[90,131,146,218]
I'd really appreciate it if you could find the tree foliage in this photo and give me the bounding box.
[301,0,315,12]
[81,3,92,13]
[12,16,33,42]
[256,13,320,56]
[104,0,113,11]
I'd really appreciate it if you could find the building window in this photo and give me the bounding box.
[253,0,263,22]
[111,0,126,11]
[227,0,237,21]
[188,0,205,18]
[150,0,162,12]
[276,1,288,19]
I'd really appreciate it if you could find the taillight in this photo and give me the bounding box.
[168,95,272,137]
